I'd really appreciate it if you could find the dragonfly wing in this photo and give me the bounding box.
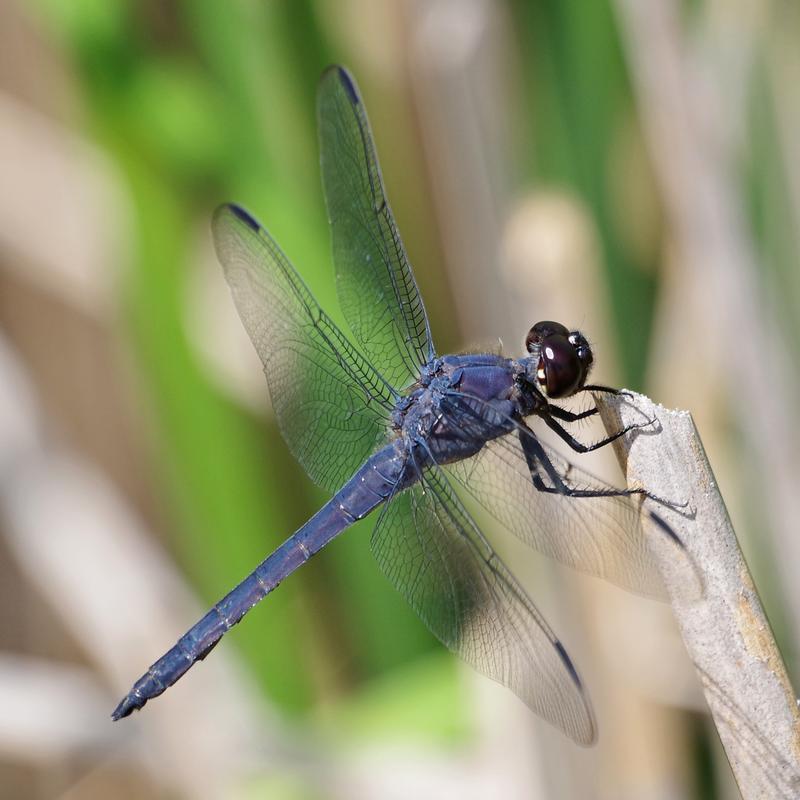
[371,462,597,745]
[213,203,395,494]
[317,66,434,391]
[441,394,701,600]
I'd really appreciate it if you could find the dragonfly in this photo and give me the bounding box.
[112,65,695,744]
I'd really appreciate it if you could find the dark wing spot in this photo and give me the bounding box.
[554,640,583,689]
[648,510,685,548]
[336,66,360,105]
[228,203,260,232]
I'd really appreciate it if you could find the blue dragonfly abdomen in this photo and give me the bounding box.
[112,440,406,719]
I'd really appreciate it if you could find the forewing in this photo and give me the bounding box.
[441,394,701,599]
[371,463,596,745]
[317,66,434,391]
[212,203,395,494]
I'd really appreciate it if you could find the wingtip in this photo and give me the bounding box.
[552,638,598,746]
[582,723,599,748]
[322,64,359,105]
[222,203,260,232]
[553,639,583,690]
[648,509,685,548]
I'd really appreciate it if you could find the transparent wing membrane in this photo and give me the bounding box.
[213,204,394,494]
[371,462,597,745]
[317,66,434,390]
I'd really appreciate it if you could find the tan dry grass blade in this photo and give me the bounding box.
[597,391,800,799]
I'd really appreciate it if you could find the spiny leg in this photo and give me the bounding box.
[517,422,648,501]
[547,385,635,424]
[542,410,653,455]
[581,383,623,395]
[517,429,694,573]
[518,419,690,533]
[547,404,598,423]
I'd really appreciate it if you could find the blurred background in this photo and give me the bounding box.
[1,0,799,797]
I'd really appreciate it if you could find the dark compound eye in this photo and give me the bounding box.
[541,338,582,398]
[526,321,593,399]
[525,320,570,352]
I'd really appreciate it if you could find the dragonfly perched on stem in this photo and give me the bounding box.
[113,65,697,745]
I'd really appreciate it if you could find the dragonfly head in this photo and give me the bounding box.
[525,321,594,399]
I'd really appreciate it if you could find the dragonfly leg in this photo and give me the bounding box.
[547,384,637,424]
[517,422,647,500]
[582,384,639,405]
[541,410,654,454]
[547,404,597,423]
[581,383,621,395]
